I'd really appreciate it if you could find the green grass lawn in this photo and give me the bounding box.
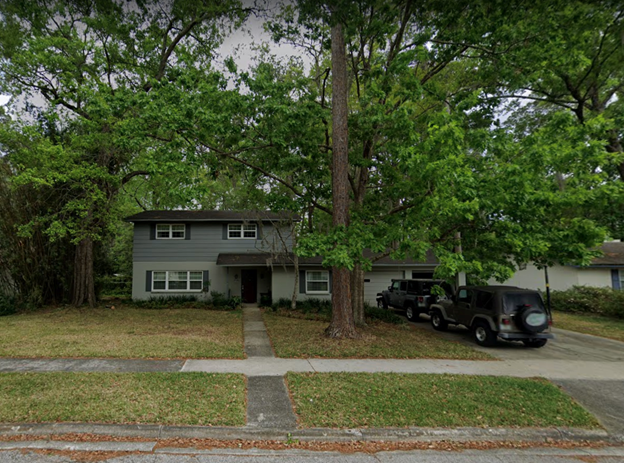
[0,372,245,426]
[263,312,492,360]
[286,372,600,429]
[554,312,624,343]
[0,306,243,359]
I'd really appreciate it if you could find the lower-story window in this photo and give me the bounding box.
[306,270,329,294]
[152,271,202,292]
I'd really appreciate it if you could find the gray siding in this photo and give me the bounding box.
[133,222,293,263]
[132,261,226,300]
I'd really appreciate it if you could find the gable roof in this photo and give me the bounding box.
[125,210,299,223]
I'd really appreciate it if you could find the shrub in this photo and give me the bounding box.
[270,298,292,312]
[259,293,272,307]
[0,293,17,317]
[364,305,406,325]
[97,274,132,298]
[270,298,406,325]
[209,292,241,310]
[550,286,624,319]
[132,295,200,309]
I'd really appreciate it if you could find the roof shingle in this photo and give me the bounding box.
[125,210,299,222]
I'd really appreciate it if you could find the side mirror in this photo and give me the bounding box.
[388,286,393,291]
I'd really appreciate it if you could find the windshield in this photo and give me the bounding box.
[503,292,545,314]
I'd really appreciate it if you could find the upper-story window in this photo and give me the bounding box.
[228,223,257,239]
[156,224,185,239]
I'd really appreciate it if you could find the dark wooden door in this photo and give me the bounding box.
[241,269,257,303]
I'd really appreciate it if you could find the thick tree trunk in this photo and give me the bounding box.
[326,17,356,339]
[71,237,96,307]
[351,263,366,326]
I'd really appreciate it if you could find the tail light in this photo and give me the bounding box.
[501,319,511,326]
[418,297,424,303]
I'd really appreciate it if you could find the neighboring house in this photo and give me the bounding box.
[125,210,438,305]
[489,242,624,292]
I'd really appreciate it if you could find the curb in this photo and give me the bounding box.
[0,422,622,445]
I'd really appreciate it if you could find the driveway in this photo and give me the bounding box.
[410,315,624,434]
[410,314,624,361]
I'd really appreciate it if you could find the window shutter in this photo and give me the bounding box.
[256,223,262,240]
[203,270,209,291]
[222,224,228,240]
[145,271,152,292]
[611,269,620,290]
[329,270,332,293]
[299,270,306,294]
[185,223,191,240]
[149,224,156,240]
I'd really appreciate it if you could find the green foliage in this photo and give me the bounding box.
[0,0,249,305]
[271,297,405,325]
[97,275,132,298]
[129,293,241,311]
[551,286,624,319]
[209,292,242,310]
[0,293,17,317]
[131,295,202,309]
[259,292,273,307]
[271,297,333,318]
[363,306,406,325]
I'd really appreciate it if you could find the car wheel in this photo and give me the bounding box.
[405,304,419,322]
[522,339,548,348]
[377,298,388,310]
[516,306,549,334]
[430,310,448,331]
[473,321,497,347]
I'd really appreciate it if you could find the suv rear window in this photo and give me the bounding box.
[503,292,545,314]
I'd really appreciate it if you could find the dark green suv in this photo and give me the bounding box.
[428,286,554,348]
[377,279,452,322]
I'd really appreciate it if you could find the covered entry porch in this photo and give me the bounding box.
[216,254,274,304]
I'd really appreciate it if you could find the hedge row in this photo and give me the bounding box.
[550,286,624,319]
[268,298,406,325]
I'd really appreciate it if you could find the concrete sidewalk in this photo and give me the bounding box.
[0,305,623,445]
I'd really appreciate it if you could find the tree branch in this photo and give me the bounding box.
[121,171,149,185]
[198,141,333,216]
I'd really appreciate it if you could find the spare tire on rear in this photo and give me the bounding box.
[516,306,548,333]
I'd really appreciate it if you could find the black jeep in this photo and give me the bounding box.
[429,285,554,347]
[377,279,452,322]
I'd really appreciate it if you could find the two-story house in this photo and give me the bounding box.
[125,210,439,305]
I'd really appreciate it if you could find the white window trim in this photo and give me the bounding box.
[306,270,330,294]
[156,224,185,240]
[228,223,257,239]
[152,271,202,292]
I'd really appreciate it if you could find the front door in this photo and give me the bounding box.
[241,269,257,303]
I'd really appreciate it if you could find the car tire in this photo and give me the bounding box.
[473,321,497,347]
[377,298,388,310]
[516,306,549,334]
[405,304,422,322]
[522,339,548,348]
[430,310,448,331]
